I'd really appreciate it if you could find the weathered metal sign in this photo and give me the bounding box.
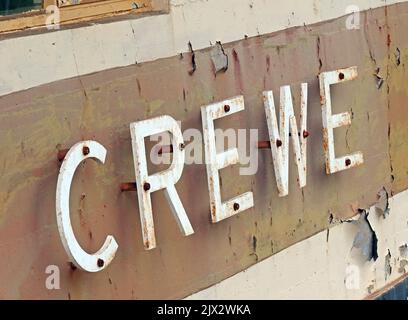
[55,67,364,272]
[1,4,406,298]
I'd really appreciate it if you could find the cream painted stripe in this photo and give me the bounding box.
[0,0,407,97]
[186,189,408,300]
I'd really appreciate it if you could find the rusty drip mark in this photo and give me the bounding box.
[266,55,271,73]
[57,149,69,162]
[188,41,196,76]
[120,182,137,192]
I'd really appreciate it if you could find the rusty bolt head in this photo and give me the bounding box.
[82,146,90,156]
[179,143,185,151]
[303,130,310,139]
[233,203,240,211]
[345,158,352,167]
[224,105,231,113]
[143,182,151,192]
[339,72,345,80]
[276,139,283,148]
[97,259,105,268]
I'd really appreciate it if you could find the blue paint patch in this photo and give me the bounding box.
[377,277,408,300]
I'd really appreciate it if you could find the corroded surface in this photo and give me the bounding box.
[0,3,407,299]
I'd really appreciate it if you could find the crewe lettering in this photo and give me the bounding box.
[201,96,255,223]
[263,83,308,197]
[319,66,364,174]
[55,67,364,271]
[129,115,194,250]
[55,141,118,272]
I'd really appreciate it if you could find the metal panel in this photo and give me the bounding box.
[0,3,406,299]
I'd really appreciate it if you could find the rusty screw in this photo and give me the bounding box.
[179,143,185,151]
[82,146,90,156]
[97,259,105,268]
[120,182,137,192]
[345,158,352,167]
[303,130,310,139]
[339,72,345,80]
[276,139,283,148]
[143,182,151,192]
[233,203,240,211]
[257,141,271,149]
[224,104,231,113]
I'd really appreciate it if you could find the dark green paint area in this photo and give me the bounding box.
[0,0,41,16]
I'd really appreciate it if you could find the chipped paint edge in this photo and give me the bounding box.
[186,188,408,300]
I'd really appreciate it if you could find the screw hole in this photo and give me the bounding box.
[97,259,105,268]
[82,146,90,156]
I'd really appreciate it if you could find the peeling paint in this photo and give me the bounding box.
[385,250,392,280]
[211,41,228,75]
[375,187,390,218]
[399,244,408,257]
[351,211,379,262]
[0,2,407,299]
